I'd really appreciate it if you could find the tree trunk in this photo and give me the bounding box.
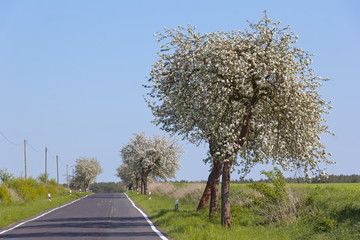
[197,168,215,211]
[136,177,140,191]
[84,182,89,191]
[141,175,148,195]
[209,160,222,217]
[221,159,232,229]
[197,159,223,211]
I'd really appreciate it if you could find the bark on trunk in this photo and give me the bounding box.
[221,159,232,229]
[141,175,148,195]
[136,178,140,191]
[84,182,89,191]
[197,159,223,212]
[197,167,215,211]
[209,161,222,217]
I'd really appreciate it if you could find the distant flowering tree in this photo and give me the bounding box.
[116,163,140,190]
[72,157,102,191]
[145,12,333,228]
[119,133,182,194]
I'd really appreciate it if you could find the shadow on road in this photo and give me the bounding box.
[0,193,162,239]
[0,231,158,238]
[0,216,159,239]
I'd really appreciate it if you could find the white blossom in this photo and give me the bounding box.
[71,157,102,190]
[119,133,182,191]
[145,13,333,178]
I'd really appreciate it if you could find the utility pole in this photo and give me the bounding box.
[56,155,59,185]
[67,164,69,189]
[45,147,47,185]
[24,139,27,180]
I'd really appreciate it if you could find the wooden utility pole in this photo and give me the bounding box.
[24,139,27,179]
[66,164,69,189]
[45,147,47,185]
[56,155,59,185]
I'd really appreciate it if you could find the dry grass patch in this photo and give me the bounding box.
[8,188,21,202]
[148,182,205,203]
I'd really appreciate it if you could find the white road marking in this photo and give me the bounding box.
[124,193,169,240]
[0,195,89,235]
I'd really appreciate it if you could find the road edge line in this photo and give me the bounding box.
[124,193,168,240]
[0,194,89,235]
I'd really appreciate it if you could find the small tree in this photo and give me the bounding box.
[120,133,182,194]
[0,168,13,185]
[37,173,50,184]
[116,163,140,190]
[145,12,333,228]
[72,157,102,191]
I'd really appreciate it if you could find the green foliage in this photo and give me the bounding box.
[91,182,127,193]
[242,168,294,224]
[0,184,11,204]
[315,217,338,233]
[8,177,38,201]
[6,175,58,202]
[248,167,287,204]
[48,178,58,186]
[46,185,56,195]
[0,168,13,184]
[36,184,47,197]
[37,173,50,184]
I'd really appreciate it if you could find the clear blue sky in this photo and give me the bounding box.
[0,0,359,183]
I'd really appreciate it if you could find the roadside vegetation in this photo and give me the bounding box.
[0,168,89,229]
[90,182,127,193]
[128,169,360,240]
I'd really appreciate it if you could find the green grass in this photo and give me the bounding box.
[0,190,90,229]
[127,183,360,240]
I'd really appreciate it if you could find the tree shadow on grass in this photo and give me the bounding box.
[334,204,360,224]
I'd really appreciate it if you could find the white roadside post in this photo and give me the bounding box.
[149,192,151,200]
[175,199,178,211]
[69,190,72,195]
[48,193,51,201]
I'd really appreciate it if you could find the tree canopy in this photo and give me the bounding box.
[71,157,102,191]
[145,13,333,177]
[118,133,182,194]
[145,12,333,227]
[116,163,139,189]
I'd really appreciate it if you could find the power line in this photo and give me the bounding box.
[1,130,70,179]
[26,141,44,153]
[47,150,56,160]
[0,130,23,146]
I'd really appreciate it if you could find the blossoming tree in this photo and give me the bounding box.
[72,157,102,191]
[116,163,140,190]
[145,12,333,228]
[119,133,182,194]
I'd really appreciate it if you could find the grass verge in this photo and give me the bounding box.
[127,182,360,240]
[0,190,90,229]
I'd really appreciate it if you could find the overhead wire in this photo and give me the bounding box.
[1,130,71,182]
[26,141,44,154]
[0,130,23,146]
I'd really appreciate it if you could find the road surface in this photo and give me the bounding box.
[0,193,165,240]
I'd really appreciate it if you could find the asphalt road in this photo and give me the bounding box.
[0,193,165,240]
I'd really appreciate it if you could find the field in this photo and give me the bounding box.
[127,182,360,240]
